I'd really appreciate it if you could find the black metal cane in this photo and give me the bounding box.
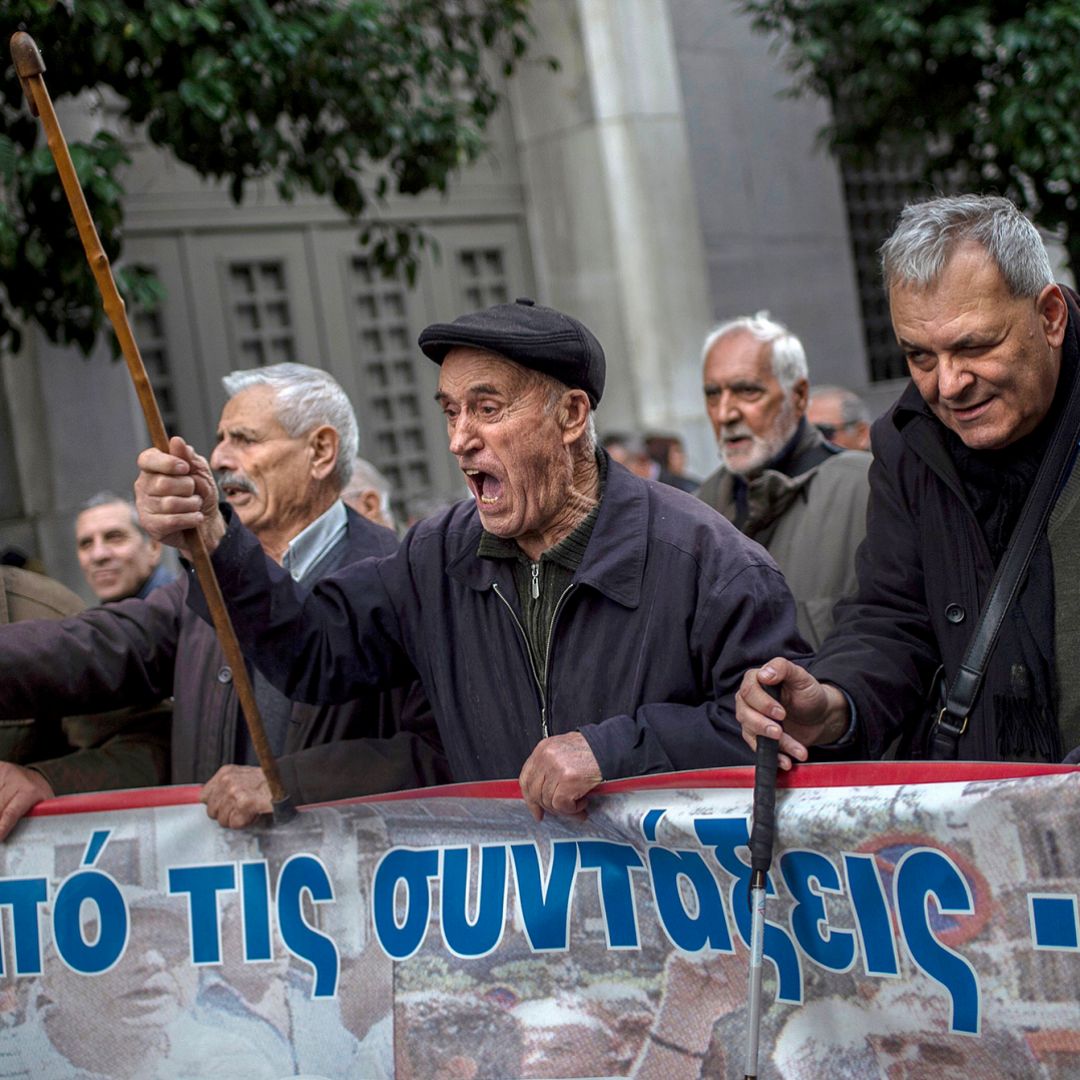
[744,682,781,1079]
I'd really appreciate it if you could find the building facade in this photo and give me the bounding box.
[1,0,902,598]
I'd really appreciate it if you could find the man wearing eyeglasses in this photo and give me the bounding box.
[697,313,872,647]
[808,385,873,451]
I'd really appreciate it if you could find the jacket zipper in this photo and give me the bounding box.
[492,580,576,740]
[539,584,577,738]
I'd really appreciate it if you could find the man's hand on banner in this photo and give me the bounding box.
[0,762,54,840]
[135,436,225,559]
[519,732,602,822]
[201,764,273,829]
[735,657,851,770]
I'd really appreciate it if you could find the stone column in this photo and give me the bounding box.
[508,0,716,472]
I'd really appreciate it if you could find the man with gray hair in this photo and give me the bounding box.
[0,362,447,831]
[807,385,873,451]
[697,312,871,646]
[75,490,176,603]
[736,193,1080,765]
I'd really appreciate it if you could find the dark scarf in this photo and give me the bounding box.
[943,287,1080,760]
[731,418,838,534]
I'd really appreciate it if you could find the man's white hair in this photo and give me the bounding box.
[221,363,359,490]
[880,193,1053,296]
[701,311,808,392]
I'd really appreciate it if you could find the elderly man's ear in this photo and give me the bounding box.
[352,489,383,522]
[558,389,592,445]
[1038,283,1069,348]
[308,425,340,480]
[792,376,810,417]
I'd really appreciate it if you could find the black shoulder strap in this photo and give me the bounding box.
[931,346,1080,759]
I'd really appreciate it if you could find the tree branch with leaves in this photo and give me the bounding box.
[2,0,543,353]
[739,0,1080,273]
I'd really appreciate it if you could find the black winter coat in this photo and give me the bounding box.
[811,379,1059,760]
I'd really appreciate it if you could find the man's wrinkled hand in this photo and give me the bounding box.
[0,763,54,841]
[735,657,850,770]
[201,765,273,830]
[134,435,223,556]
[518,731,602,822]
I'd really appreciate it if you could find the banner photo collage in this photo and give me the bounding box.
[0,761,1077,1078]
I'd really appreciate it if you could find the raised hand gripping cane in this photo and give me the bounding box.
[10,31,296,824]
[744,684,781,1079]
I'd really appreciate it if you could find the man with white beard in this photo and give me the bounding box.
[696,312,871,647]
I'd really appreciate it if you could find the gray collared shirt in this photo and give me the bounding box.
[281,500,348,585]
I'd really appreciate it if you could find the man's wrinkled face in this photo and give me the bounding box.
[75,501,161,602]
[891,241,1065,450]
[209,384,320,540]
[436,348,571,545]
[703,330,804,477]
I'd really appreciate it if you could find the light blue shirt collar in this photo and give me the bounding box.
[281,500,348,583]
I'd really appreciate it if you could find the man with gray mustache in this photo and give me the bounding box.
[696,312,871,647]
[0,363,447,829]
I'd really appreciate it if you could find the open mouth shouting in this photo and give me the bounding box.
[463,468,504,506]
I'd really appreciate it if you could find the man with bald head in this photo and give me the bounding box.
[135,299,805,820]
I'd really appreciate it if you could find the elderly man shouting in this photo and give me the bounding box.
[0,363,447,831]
[136,300,805,819]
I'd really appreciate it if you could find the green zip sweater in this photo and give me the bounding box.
[477,451,606,685]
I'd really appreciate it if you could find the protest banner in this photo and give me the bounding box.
[0,761,1077,1078]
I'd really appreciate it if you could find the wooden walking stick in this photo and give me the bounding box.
[11,31,296,824]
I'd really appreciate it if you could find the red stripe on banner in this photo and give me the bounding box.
[28,785,204,817]
[339,760,1080,803]
[24,761,1080,819]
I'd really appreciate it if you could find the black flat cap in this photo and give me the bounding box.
[418,297,605,407]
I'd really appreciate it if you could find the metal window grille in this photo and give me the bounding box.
[132,301,180,437]
[840,158,925,382]
[457,247,509,310]
[226,260,296,367]
[348,256,432,508]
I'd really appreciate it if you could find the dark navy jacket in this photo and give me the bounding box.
[198,459,806,782]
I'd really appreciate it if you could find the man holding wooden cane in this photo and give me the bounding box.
[0,363,447,830]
